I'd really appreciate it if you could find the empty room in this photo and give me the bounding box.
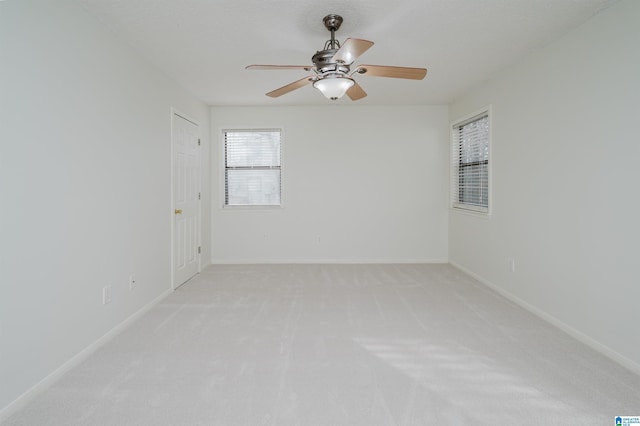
[1,0,639,424]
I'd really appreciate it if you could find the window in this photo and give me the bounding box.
[224,129,281,207]
[451,110,490,213]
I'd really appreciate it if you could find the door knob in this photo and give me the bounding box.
[174,209,183,215]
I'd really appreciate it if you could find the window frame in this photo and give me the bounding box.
[221,128,284,209]
[450,106,492,215]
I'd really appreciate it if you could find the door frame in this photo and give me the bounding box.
[170,108,202,291]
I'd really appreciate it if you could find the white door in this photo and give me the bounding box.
[172,112,200,288]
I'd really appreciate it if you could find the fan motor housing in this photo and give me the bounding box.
[312,49,350,75]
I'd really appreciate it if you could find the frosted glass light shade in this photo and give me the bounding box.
[313,77,355,100]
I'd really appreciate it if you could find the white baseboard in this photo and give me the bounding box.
[210,258,449,265]
[450,261,640,376]
[0,288,173,423]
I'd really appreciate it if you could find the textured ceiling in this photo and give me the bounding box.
[78,0,617,106]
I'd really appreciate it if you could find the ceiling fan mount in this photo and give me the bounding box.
[246,14,427,101]
[322,14,343,33]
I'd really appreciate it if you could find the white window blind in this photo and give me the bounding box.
[451,112,489,213]
[224,129,281,206]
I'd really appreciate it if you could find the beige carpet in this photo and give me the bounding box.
[4,264,640,425]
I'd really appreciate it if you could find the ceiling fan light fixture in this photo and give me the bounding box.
[313,76,355,100]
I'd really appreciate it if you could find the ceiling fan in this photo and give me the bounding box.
[246,14,427,101]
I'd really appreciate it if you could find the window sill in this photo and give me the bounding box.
[220,205,284,212]
[449,206,492,219]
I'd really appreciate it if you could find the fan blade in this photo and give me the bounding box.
[354,65,427,80]
[332,38,374,64]
[347,81,367,101]
[246,64,314,71]
[266,76,315,98]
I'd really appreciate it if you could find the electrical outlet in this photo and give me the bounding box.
[129,274,136,290]
[102,285,112,305]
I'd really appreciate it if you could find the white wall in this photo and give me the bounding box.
[211,106,449,264]
[448,0,640,371]
[0,0,210,414]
